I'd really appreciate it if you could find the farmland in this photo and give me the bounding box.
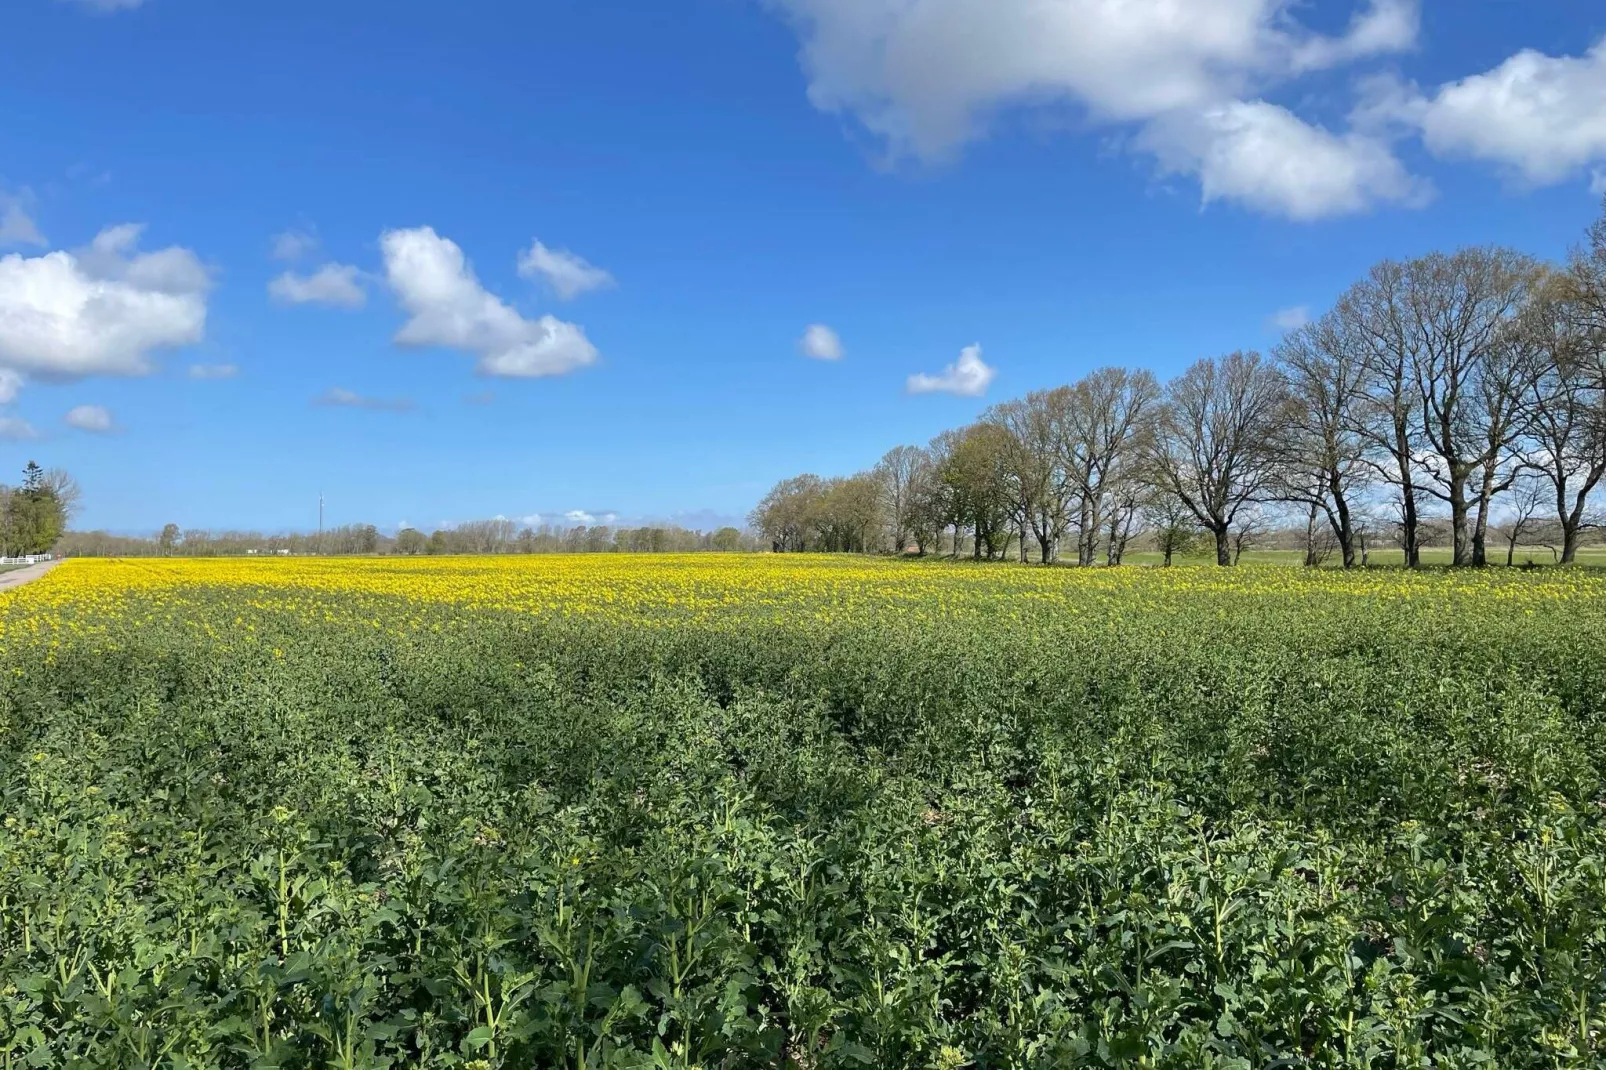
[2,556,1604,1067]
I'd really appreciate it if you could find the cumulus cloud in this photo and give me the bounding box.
[1143,101,1428,219]
[382,227,599,378]
[312,387,416,413]
[767,0,1422,218]
[1269,305,1310,331]
[270,228,318,262]
[189,363,238,380]
[0,416,38,441]
[1593,170,1606,197]
[907,343,995,397]
[64,404,114,433]
[269,263,367,308]
[798,323,844,360]
[517,241,614,300]
[0,369,20,405]
[0,191,44,248]
[1362,39,1606,186]
[0,224,208,380]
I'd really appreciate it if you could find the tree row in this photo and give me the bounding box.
[752,204,1606,567]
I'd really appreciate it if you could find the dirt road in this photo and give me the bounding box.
[0,560,60,593]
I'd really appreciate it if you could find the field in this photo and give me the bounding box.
[2,556,1604,1068]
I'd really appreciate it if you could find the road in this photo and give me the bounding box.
[0,560,60,593]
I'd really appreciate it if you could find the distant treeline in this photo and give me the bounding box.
[61,519,760,558]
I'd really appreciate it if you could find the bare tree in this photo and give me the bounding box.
[1518,272,1606,563]
[1231,506,1270,566]
[1273,315,1371,566]
[873,445,929,553]
[1104,489,1141,566]
[1499,475,1550,567]
[922,429,967,556]
[1394,248,1541,565]
[1067,368,1160,565]
[43,469,82,523]
[1148,352,1286,566]
[1340,261,1431,565]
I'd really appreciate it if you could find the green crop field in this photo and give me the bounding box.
[2,556,1604,1068]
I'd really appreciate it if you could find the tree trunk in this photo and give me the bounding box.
[1037,533,1053,565]
[1471,465,1498,568]
[1214,525,1232,567]
[1326,474,1356,569]
[1558,474,1605,565]
[1394,434,1420,568]
[1449,480,1471,567]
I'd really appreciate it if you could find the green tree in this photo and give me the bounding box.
[710,527,742,552]
[395,528,426,554]
[6,462,67,555]
[159,523,181,556]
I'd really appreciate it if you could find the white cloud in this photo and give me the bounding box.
[77,224,212,293]
[1144,101,1428,219]
[517,241,614,300]
[0,224,208,380]
[312,387,415,413]
[0,416,38,441]
[767,0,1421,218]
[0,191,44,248]
[270,228,318,262]
[563,509,619,526]
[189,363,238,380]
[0,369,20,405]
[907,343,995,397]
[798,323,844,360]
[64,404,113,433]
[1593,169,1606,197]
[1367,40,1606,186]
[1269,305,1310,331]
[1291,0,1418,72]
[382,227,599,379]
[269,263,367,309]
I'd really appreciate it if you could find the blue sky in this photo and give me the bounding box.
[1,0,1604,534]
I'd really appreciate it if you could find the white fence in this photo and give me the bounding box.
[0,554,53,566]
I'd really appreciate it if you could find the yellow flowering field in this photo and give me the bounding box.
[5,551,1602,633]
[2,555,1604,1066]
